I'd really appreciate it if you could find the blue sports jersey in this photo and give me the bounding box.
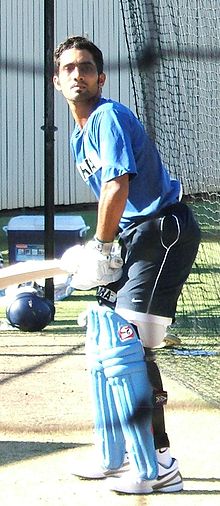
[70,98,181,230]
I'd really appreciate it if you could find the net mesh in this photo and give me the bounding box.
[120,0,220,405]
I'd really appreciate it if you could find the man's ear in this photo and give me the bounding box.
[98,72,106,89]
[53,75,61,91]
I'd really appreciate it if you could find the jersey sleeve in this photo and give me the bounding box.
[95,108,138,183]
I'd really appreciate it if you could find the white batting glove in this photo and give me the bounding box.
[60,238,123,290]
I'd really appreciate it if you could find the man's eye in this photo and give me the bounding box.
[79,63,96,74]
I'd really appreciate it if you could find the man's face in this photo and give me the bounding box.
[53,48,105,103]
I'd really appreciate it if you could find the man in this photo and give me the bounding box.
[53,35,200,494]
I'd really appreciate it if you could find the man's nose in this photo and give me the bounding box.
[71,65,83,79]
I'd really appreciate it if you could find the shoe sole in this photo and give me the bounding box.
[73,462,130,480]
[108,471,183,494]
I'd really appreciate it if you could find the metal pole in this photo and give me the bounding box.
[42,0,56,305]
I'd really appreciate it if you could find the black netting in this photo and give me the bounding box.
[120,0,220,405]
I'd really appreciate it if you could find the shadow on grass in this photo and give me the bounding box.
[0,440,91,467]
[46,321,85,335]
[0,344,85,386]
[181,476,220,495]
[67,294,96,303]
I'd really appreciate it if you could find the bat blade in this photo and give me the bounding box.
[0,259,69,289]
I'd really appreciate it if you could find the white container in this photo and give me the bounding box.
[4,215,90,263]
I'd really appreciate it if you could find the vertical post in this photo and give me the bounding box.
[43,0,55,304]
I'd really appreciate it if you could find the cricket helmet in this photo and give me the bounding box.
[6,291,54,332]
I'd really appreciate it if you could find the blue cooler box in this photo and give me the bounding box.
[4,215,90,264]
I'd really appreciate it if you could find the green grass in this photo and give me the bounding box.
[190,200,220,239]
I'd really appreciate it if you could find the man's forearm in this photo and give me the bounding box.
[96,174,129,242]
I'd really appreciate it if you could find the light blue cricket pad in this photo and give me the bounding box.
[86,306,158,480]
[86,307,126,470]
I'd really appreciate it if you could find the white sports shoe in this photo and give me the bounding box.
[72,453,130,479]
[107,458,183,494]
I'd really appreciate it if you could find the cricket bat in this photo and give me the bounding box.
[0,259,69,289]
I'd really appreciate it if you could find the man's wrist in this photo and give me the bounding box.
[94,236,113,255]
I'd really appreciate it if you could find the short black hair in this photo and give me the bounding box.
[54,36,104,75]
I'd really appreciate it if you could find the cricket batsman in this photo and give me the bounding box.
[53,35,200,494]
